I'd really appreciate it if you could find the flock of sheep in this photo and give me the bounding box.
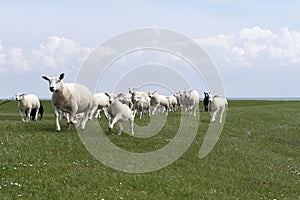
[15,73,228,134]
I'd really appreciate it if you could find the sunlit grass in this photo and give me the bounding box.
[0,100,299,199]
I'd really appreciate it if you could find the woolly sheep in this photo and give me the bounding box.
[182,89,200,116]
[42,73,93,132]
[203,92,209,112]
[133,95,151,119]
[148,91,169,116]
[89,93,110,119]
[25,102,44,120]
[105,93,135,135]
[15,93,41,122]
[208,94,228,123]
[167,95,178,112]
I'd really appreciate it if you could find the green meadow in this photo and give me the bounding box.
[0,100,299,199]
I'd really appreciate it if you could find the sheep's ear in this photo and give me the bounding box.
[117,93,123,98]
[42,76,49,81]
[59,73,65,81]
[104,92,110,97]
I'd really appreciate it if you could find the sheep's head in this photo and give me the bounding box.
[105,93,123,104]
[42,73,64,92]
[15,93,24,101]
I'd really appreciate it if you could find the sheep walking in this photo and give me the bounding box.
[203,92,209,112]
[15,93,41,122]
[183,89,200,116]
[89,93,110,119]
[25,102,44,120]
[208,94,228,123]
[42,73,93,132]
[105,93,135,135]
[148,91,169,116]
[133,95,151,119]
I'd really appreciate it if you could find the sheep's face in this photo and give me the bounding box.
[42,73,64,92]
[15,93,24,101]
[105,93,122,104]
[208,94,214,103]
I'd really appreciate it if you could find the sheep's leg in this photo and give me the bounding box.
[117,122,123,135]
[34,106,39,121]
[80,112,89,130]
[193,104,197,117]
[211,111,217,122]
[130,117,134,135]
[89,106,97,120]
[152,105,158,116]
[95,109,101,118]
[54,108,61,132]
[19,109,25,122]
[109,115,121,132]
[219,107,225,123]
[26,108,31,122]
[165,105,168,116]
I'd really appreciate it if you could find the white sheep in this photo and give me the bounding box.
[15,93,41,122]
[148,91,169,116]
[133,95,151,119]
[167,95,178,112]
[129,88,150,113]
[105,93,135,135]
[182,89,200,116]
[208,94,228,123]
[42,73,93,132]
[89,93,110,119]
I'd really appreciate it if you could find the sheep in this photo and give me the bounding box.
[148,91,169,116]
[105,93,134,135]
[119,93,134,109]
[129,88,150,112]
[133,95,151,119]
[15,93,41,122]
[182,89,200,116]
[208,94,228,123]
[42,73,93,132]
[167,95,178,112]
[203,92,210,112]
[25,102,44,120]
[89,93,110,119]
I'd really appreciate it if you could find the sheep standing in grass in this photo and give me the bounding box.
[15,93,41,122]
[203,92,209,112]
[89,93,110,119]
[25,102,44,120]
[105,93,135,135]
[208,94,228,123]
[42,73,93,132]
[148,91,169,116]
[133,95,151,119]
[183,89,200,116]
[167,95,178,112]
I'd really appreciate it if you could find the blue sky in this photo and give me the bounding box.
[1,0,300,98]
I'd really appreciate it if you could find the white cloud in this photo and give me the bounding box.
[0,36,93,74]
[197,26,300,68]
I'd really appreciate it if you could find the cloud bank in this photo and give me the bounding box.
[0,36,92,74]
[197,26,300,68]
[1,26,300,75]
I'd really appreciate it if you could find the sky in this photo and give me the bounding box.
[0,0,300,99]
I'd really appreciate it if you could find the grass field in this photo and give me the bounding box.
[0,100,299,199]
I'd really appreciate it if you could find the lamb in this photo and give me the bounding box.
[105,93,134,135]
[15,93,41,122]
[133,95,151,119]
[203,92,209,112]
[167,95,178,112]
[182,89,200,116]
[208,94,228,123]
[25,102,44,120]
[148,91,169,116]
[129,88,150,113]
[89,93,110,119]
[42,73,93,132]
